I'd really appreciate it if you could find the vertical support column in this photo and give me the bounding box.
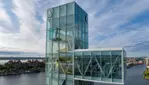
[110,50,112,82]
[121,49,124,83]
[65,23,68,85]
[45,9,48,85]
[73,26,75,85]
[91,52,92,80]
[99,51,102,81]
[58,28,60,85]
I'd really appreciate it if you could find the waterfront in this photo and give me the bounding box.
[0,60,45,76]
[0,65,148,85]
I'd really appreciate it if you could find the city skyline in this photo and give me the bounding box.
[0,0,149,56]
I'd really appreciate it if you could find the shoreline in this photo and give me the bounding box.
[0,60,45,76]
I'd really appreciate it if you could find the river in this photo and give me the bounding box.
[0,72,46,85]
[0,65,148,85]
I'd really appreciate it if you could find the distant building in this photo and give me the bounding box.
[145,58,149,68]
[138,60,143,65]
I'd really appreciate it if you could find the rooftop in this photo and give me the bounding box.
[74,48,124,52]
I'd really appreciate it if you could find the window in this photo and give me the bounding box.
[67,2,74,15]
[67,15,74,27]
[52,18,59,29]
[60,16,66,27]
[53,7,59,18]
[48,19,52,29]
[60,5,66,16]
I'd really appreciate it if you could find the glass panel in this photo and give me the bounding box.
[83,52,91,77]
[47,8,53,18]
[81,41,84,49]
[84,22,87,33]
[60,29,66,41]
[74,54,83,78]
[46,41,52,54]
[86,43,88,49]
[111,51,122,55]
[52,54,59,73]
[78,18,81,30]
[83,43,87,49]
[59,79,64,85]
[51,54,58,85]
[75,3,79,15]
[60,16,66,27]
[78,6,81,18]
[67,80,73,85]
[52,18,59,29]
[84,33,87,43]
[79,30,81,40]
[49,28,57,40]
[75,39,80,49]
[47,19,52,30]
[82,42,85,49]
[101,51,112,81]
[82,21,85,33]
[80,8,83,21]
[53,7,59,18]
[67,2,74,15]
[86,34,88,43]
[81,32,84,42]
[46,77,50,85]
[75,14,79,28]
[52,78,58,85]
[53,42,58,53]
[82,11,86,22]
[85,22,88,33]
[75,27,79,39]
[67,15,74,27]
[91,52,101,80]
[111,51,122,82]
[46,63,52,73]
[101,51,110,55]
[60,5,66,16]
[75,52,82,55]
[81,20,83,32]
[67,28,74,51]
[86,34,88,44]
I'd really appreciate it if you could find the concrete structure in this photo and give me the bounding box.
[46,1,126,85]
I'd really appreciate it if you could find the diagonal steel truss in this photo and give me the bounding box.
[74,55,122,79]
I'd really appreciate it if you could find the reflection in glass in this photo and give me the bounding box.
[67,2,74,15]
[60,5,66,16]
[53,7,59,18]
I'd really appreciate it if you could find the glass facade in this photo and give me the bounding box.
[74,49,126,84]
[46,2,88,85]
[46,1,126,85]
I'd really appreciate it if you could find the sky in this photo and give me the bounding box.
[0,0,149,57]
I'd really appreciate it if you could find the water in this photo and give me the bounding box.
[0,72,46,85]
[0,65,148,85]
[95,65,149,85]
[124,65,149,85]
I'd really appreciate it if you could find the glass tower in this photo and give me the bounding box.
[46,1,126,85]
[46,2,89,85]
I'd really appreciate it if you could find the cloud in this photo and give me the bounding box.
[0,0,13,32]
[0,0,46,55]
[85,0,149,56]
[0,0,149,56]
